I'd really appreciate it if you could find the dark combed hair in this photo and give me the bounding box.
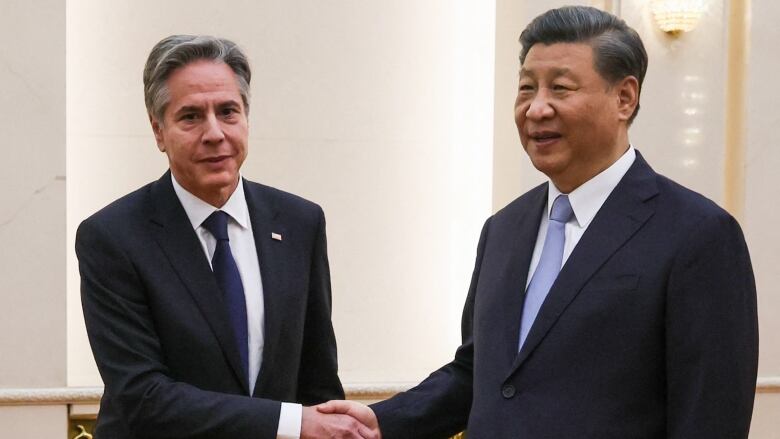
[143,35,252,122]
[519,6,648,124]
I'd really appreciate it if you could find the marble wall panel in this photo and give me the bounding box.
[0,0,66,388]
[745,0,780,377]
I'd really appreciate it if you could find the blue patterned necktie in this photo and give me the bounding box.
[202,211,249,384]
[519,195,574,350]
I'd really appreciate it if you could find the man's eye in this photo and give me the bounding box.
[181,113,199,121]
[220,107,239,117]
[552,84,570,91]
[519,84,535,92]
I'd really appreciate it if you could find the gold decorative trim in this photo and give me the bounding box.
[757,376,780,394]
[343,383,412,401]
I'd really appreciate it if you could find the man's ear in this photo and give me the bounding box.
[616,76,639,122]
[150,115,166,152]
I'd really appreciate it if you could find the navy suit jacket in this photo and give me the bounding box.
[373,152,758,438]
[77,172,344,439]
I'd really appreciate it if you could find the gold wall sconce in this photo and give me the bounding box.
[650,0,706,34]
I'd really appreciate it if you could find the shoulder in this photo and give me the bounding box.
[636,170,746,258]
[78,181,155,236]
[490,182,547,225]
[653,173,736,230]
[74,180,160,263]
[243,178,325,222]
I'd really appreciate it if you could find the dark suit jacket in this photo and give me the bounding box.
[372,152,758,438]
[76,172,344,439]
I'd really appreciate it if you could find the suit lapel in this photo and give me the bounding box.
[147,172,249,392]
[507,153,660,376]
[497,185,548,369]
[243,181,288,397]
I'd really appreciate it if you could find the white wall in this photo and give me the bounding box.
[0,0,68,435]
[66,0,495,386]
[0,0,66,388]
[745,0,780,380]
[744,0,780,433]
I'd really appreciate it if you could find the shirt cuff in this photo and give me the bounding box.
[276,402,302,439]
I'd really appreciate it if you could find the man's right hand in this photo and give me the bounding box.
[314,400,381,439]
[300,405,380,439]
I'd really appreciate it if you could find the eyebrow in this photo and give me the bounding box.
[173,100,243,117]
[173,105,203,116]
[519,67,572,79]
[216,99,242,109]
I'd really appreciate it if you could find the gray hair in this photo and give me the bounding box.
[143,35,252,122]
[519,6,648,124]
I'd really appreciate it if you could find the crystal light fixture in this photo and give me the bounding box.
[650,0,705,34]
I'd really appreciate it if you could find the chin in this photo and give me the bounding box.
[201,172,239,190]
[529,155,565,177]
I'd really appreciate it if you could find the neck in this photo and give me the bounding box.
[551,141,630,193]
[172,173,239,208]
[198,185,236,208]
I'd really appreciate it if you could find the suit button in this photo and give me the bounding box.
[502,384,516,399]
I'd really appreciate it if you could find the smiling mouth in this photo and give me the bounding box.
[201,156,231,163]
[530,132,562,145]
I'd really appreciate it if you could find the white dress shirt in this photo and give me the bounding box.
[171,174,302,439]
[526,146,637,286]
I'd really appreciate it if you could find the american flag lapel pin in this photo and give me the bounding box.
[271,232,283,241]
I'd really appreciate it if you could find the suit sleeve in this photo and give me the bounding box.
[77,218,282,439]
[665,212,758,438]
[296,207,345,404]
[370,217,492,439]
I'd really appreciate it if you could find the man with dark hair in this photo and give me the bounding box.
[77,35,376,439]
[320,6,758,438]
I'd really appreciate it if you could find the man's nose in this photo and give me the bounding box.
[202,113,225,144]
[525,91,555,120]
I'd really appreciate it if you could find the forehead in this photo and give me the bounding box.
[520,42,596,77]
[166,60,242,101]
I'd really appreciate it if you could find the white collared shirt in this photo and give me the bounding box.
[526,146,637,286]
[171,174,302,439]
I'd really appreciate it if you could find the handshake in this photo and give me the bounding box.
[301,400,382,439]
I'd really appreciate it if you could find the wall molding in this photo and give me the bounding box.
[0,387,102,406]
[757,376,780,393]
[723,0,748,221]
[1,378,778,406]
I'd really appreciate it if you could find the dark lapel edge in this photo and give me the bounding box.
[507,152,660,376]
[497,184,549,368]
[242,179,287,396]
[147,171,249,392]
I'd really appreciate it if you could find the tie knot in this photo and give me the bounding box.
[202,210,231,241]
[550,195,573,223]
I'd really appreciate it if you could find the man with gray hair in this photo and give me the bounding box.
[320,6,758,438]
[77,35,376,439]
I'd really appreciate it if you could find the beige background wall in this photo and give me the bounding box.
[744,0,780,435]
[0,0,66,389]
[0,0,68,434]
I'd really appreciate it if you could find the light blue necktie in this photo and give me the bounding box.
[519,194,574,350]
